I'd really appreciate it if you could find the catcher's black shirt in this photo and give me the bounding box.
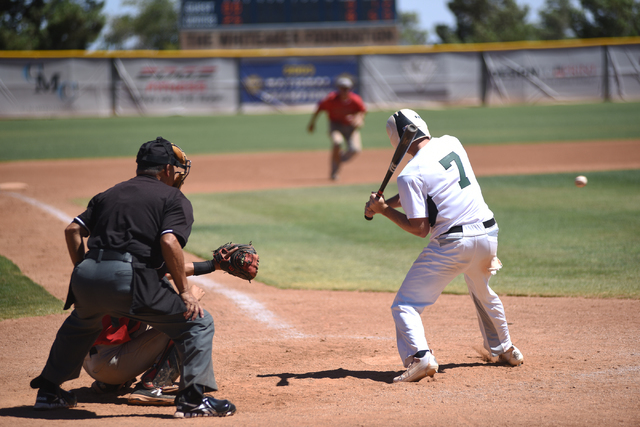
[75,174,193,267]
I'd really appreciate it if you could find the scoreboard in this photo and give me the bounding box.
[181,0,397,30]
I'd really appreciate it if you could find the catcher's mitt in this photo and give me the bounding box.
[213,242,259,281]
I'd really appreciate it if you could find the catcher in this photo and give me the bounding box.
[84,244,259,406]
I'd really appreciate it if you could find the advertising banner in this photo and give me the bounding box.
[0,59,111,117]
[114,58,238,115]
[608,45,640,101]
[239,57,359,110]
[361,53,482,108]
[483,47,604,104]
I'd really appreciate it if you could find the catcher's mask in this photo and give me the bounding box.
[137,137,191,189]
[386,109,430,148]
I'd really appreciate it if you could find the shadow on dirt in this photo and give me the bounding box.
[258,368,400,385]
[258,362,502,386]
[0,386,174,420]
[0,406,174,420]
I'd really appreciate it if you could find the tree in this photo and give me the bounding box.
[436,0,537,43]
[571,0,640,38]
[536,0,578,40]
[102,0,179,50]
[398,11,428,45]
[0,0,105,50]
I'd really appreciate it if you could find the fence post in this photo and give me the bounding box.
[480,52,488,106]
[110,58,117,116]
[603,45,610,103]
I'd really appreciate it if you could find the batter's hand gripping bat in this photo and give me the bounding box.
[365,124,419,221]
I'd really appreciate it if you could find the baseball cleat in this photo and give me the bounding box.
[499,345,524,366]
[128,387,176,406]
[34,387,77,410]
[174,396,236,418]
[393,351,438,383]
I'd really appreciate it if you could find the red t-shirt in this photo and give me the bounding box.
[93,316,141,346]
[317,91,366,126]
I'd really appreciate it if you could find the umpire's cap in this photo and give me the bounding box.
[137,137,191,189]
[136,137,188,170]
[386,109,430,148]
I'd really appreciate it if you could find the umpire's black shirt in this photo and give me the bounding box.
[71,174,194,315]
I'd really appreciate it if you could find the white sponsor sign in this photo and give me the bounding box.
[0,59,111,117]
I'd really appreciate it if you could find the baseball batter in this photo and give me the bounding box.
[365,109,523,383]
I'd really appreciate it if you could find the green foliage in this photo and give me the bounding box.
[0,256,65,320]
[436,0,640,43]
[102,0,179,49]
[0,0,105,50]
[1,102,639,162]
[572,0,640,38]
[441,0,537,43]
[184,170,640,298]
[398,11,428,45]
[537,0,578,40]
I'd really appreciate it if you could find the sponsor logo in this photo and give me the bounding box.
[136,65,217,80]
[137,65,217,93]
[22,63,78,102]
[552,64,598,78]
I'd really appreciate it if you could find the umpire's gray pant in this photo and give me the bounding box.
[40,258,218,392]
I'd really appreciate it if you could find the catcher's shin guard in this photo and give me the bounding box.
[141,341,181,389]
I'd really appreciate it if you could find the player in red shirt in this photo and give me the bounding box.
[308,76,367,180]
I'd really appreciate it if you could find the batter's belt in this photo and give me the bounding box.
[443,218,496,235]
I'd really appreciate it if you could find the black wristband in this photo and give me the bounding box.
[192,260,215,276]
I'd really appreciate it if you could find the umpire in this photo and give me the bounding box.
[30,137,236,418]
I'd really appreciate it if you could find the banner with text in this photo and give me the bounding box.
[114,58,237,115]
[239,57,359,110]
[361,53,481,108]
[607,45,640,101]
[483,47,605,104]
[0,59,111,117]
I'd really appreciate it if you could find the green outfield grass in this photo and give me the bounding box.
[1,103,639,318]
[1,102,639,162]
[1,170,638,320]
[183,169,640,299]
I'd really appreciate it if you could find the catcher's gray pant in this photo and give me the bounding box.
[39,258,218,392]
[83,326,170,386]
[391,222,513,367]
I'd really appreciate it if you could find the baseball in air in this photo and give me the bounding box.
[575,175,588,187]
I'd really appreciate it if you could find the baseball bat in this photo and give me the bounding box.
[365,124,418,221]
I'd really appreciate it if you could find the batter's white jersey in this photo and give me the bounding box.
[391,134,513,367]
[397,135,493,240]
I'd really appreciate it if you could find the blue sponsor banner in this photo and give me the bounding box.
[240,57,358,106]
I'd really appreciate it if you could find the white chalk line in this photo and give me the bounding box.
[4,191,74,224]
[190,276,308,339]
[3,191,310,338]
[4,190,390,342]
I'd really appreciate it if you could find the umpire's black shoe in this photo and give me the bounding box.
[34,387,78,410]
[174,396,236,418]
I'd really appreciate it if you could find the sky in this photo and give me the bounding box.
[101,0,550,44]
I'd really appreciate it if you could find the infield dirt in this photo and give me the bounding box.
[1,140,639,426]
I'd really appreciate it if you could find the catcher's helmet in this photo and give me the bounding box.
[136,137,191,189]
[386,109,430,148]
